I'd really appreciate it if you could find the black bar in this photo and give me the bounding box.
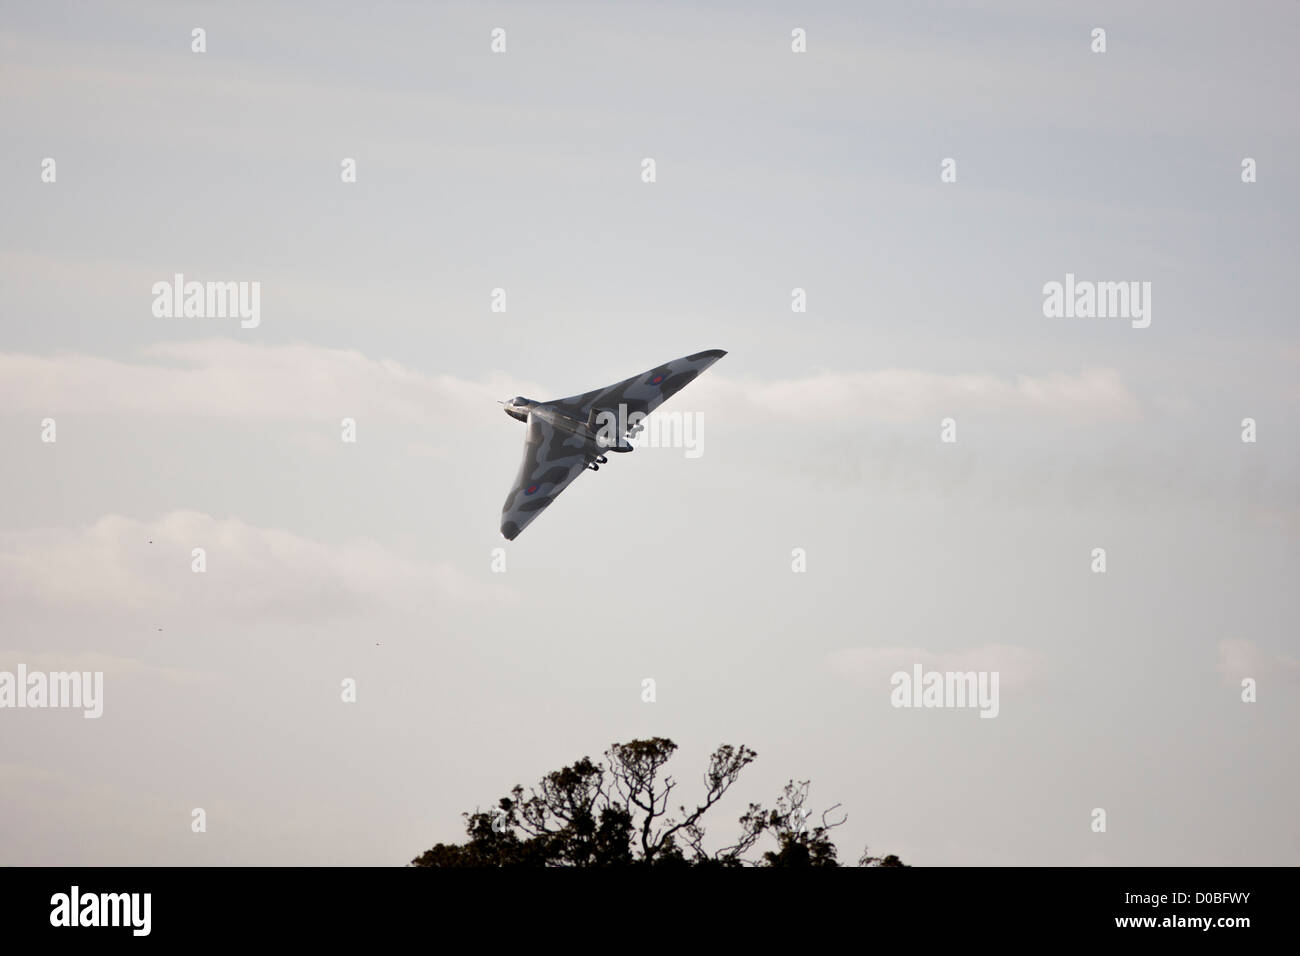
[0,866,1283,942]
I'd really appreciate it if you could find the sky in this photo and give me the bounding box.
[1,0,1297,866]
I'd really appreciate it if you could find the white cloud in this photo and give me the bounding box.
[0,342,1137,428]
[0,341,534,426]
[697,368,1139,424]
[0,510,509,618]
[0,651,205,685]
[1217,639,1300,687]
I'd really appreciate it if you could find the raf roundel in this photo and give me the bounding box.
[524,484,540,496]
[649,373,666,385]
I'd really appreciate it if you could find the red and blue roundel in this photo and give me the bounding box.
[649,373,666,385]
[524,484,540,496]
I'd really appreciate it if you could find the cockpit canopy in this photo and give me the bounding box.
[503,396,533,423]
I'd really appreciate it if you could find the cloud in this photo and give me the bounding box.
[0,510,509,619]
[1217,639,1300,687]
[0,651,205,686]
[0,341,535,426]
[830,644,1048,690]
[697,368,1139,424]
[0,342,1138,428]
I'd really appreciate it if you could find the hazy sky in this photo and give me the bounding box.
[2,0,1297,866]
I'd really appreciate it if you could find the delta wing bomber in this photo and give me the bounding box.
[498,349,726,540]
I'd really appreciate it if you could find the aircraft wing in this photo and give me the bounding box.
[549,349,726,426]
[500,414,602,541]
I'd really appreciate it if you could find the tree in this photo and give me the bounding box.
[409,737,906,868]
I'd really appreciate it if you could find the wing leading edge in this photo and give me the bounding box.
[550,349,727,421]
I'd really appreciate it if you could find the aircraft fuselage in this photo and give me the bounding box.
[503,397,631,449]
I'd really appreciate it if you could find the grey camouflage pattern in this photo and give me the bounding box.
[500,349,726,540]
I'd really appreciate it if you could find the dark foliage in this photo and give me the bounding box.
[411,738,906,868]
